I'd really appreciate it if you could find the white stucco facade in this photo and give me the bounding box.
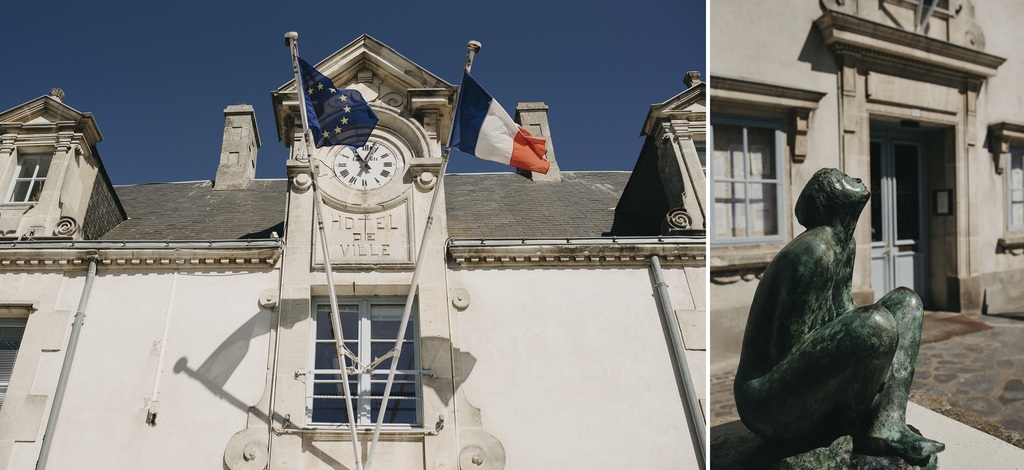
[0,35,706,469]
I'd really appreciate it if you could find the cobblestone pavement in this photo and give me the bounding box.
[710,312,1024,435]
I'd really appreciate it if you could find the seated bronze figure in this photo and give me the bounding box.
[734,168,944,463]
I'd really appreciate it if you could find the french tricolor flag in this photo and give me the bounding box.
[451,72,550,174]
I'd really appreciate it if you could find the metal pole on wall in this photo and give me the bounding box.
[285,31,364,470]
[363,40,481,470]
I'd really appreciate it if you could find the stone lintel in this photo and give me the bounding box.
[815,11,1005,80]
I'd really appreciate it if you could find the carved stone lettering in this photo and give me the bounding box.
[314,203,412,265]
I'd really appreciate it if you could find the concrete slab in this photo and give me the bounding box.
[710,403,1024,469]
[906,402,1024,468]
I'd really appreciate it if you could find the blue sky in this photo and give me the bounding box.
[1,1,704,184]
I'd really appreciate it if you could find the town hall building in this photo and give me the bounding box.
[0,36,706,469]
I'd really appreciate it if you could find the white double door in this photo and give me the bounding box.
[869,131,928,302]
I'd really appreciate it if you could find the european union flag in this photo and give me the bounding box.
[298,57,378,148]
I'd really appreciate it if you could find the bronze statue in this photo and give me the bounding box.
[734,168,944,464]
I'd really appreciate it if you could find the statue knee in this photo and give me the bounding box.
[854,306,899,353]
[880,286,923,318]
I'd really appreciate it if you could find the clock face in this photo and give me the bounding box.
[333,140,399,190]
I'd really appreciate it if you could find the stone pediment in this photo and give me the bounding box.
[272,34,455,144]
[642,81,706,137]
[0,94,102,144]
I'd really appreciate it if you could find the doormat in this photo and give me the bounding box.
[921,314,992,344]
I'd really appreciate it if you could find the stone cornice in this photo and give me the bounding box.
[448,239,705,268]
[988,122,1024,174]
[0,240,282,270]
[710,77,826,110]
[815,11,1005,79]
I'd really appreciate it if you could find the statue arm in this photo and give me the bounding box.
[766,239,837,360]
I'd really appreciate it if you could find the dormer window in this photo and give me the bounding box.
[6,153,51,203]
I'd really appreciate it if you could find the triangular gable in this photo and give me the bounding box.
[641,82,705,137]
[276,34,451,93]
[0,95,102,144]
[272,34,454,143]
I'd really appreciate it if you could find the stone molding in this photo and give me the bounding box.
[997,235,1024,256]
[710,244,781,284]
[0,243,281,270]
[815,11,1005,80]
[987,122,1024,175]
[448,240,705,268]
[710,77,825,163]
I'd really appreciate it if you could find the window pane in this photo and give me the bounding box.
[694,141,706,173]
[748,183,778,237]
[370,398,417,425]
[312,397,350,424]
[17,156,40,178]
[871,141,883,242]
[746,127,776,179]
[0,326,25,409]
[9,181,31,203]
[1013,202,1024,228]
[712,124,743,179]
[893,144,920,241]
[316,307,358,340]
[27,181,44,202]
[715,182,746,237]
[34,155,52,178]
[371,342,414,368]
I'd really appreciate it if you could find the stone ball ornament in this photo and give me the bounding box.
[733,168,944,468]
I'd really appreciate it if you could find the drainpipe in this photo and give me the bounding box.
[36,258,98,470]
[649,255,706,468]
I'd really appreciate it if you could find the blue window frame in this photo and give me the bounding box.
[1008,149,1024,232]
[308,298,421,427]
[710,116,786,244]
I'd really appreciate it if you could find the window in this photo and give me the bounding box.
[694,140,707,175]
[710,117,785,243]
[6,153,52,203]
[0,320,26,408]
[309,299,421,426]
[1008,150,1024,232]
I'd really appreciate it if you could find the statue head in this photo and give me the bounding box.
[795,168,870,229]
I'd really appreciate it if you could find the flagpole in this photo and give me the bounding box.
[363,40,481,470]
[284,31,365,470]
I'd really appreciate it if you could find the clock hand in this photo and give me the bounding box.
[366,142,378,162]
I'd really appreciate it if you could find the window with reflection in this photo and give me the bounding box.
[6,153,51,203]
[0,319,26,409]
[309,299,420,426]
[710,118,785,243]
[1008,150,1024,232]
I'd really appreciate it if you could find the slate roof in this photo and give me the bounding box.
[100,180,287,240]
[444,171,635,238]
[101,172,637,241]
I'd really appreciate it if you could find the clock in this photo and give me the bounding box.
[314,133,410,212]
[333,140,399,190]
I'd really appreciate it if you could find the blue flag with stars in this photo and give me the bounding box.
[298,57,378,148]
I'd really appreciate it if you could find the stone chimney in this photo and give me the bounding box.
[214,104,261,190]
[515,102,562,182]
[684,71,702,88]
